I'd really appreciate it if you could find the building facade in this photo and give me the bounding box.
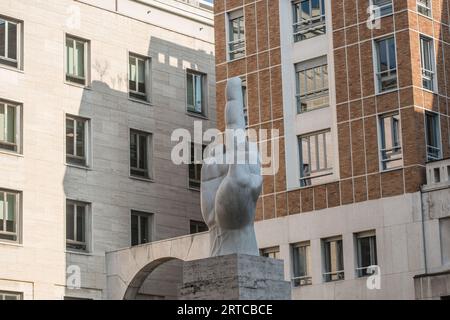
[214,0,450,299]
[0,0,215,300]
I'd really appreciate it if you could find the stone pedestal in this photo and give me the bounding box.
[179,254,291,300]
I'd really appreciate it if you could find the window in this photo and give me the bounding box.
[298,130,333,187]
[66,200,89,251]
[0,101,20,153]
[292,0,326,42]
[323,237,344,282]
[0,291,22,300]
[417,0,432,17]
[65,35,89,85]
[292,242,312,287]
[131,210,153,246]
[241,77,249,127]
[420,36,435,91]
[375,37,397,92]
[228,10,245,61]
[0,17,21,69]
[440,218,450,266]
[190,220,208,234]
[425,111,441,161]
[0,190,19,242]
[130,129,152,179]
[372,0,393,18]
[129,53,150,102]
[189,143,205,189]
[295,57,329,113]
[187,71,206,115]
[379,112,402,170]
[356,231,378,277]
[260,246,281,259]
[66,115,89,167]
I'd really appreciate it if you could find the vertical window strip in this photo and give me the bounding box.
[292,0,326,42]
[379,113,402,170]
[0,102,19,152]
[0,18,19,66]
[66,36,87,84]
[228,11,245,60]
[420,36,435,91]
[0,190,18,242]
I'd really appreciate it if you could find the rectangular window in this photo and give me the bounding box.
[0,291,22,300]
[0,190,19,242]
[375,37,397,93]
[0,101,20,153]
[420,36,435,91]
[190,220,208,234]
[298,130,333,187]
[241,77,249,127]
[295,57,329,113]
[66,200,89,251]
[189,143,205,189]
[356,231,378,277]
[228,10,245,61]
[66,115,89,167]
[187,71,206,115]
[379,112,402,170]
[372,0,393,18]
[425,111,441,161]
[131,210,153,246]
[323,237,344,282]
[129,53,150,102]
[130,129,152,179]
[66,35,89,86]
[0,17,21,69]
[292,0,326,42]
[417,0,432,17]
[439,218,450,266]
[260,246,281,259]
[292,242,312,287]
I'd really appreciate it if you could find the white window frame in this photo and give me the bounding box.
[66,200,90,252]
[374,36,398,93]
[425,111,442,161]
[420,35,436,91]
[322,236,345,282]
[355,231,378,278]
[131,210,153,246]
[128,53,151,102]
[295,56,329,114]
[65,35,89,86]
[292,0,326,42]
[65,115,90,167]
[129,129,153,180]
[227,9,245,61]
[291,242,312,287]
[0,16,22,69]
[417,0,432,17]
[260,246,281,259]
[378,112,403,171]
[241,76,249,127]
[0,291,22,300]
[0,100,21,154]
[186,70,207,116]
[0,189,20,243]
[371,0,393,18]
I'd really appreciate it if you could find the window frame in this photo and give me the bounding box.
[0,189,21,243]
[0,291,22,300]
[129,129,153,180]
[292,0,326,43]
[190,220,208,234]
[322,236,345,282]
[425,111,442,162]
[0,99,22,154]
[65,34,90,86]
[65,114,90,168]
[65,200,90,252]
[186,69,207,116]
[131,210,153,246]
[298,129,333,187]
[0,15,22,70]
[241,76,249,127]
[355,231,378,278]
[128,52,151,103]
[227,9,246,61]
[419,35,436,91]
[291,242,312,287]
[374,36,398,94]
[189,143,205,190]
[378,112,403,171]
[371,0,393,18]
[417,0,432,17]
[260,246,281,259]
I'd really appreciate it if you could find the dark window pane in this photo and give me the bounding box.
[138,59,146,94]
[130,132,138,169]
[0,19,5,57]
[76,205,85,242]
[66,204,74,241]
[131,214,138,246]
[66,119,74,156]
[6,194,15,232]
[76,120,85,158]
[140,216,148,244]
[187,73,194,107]
[138,134,147,170]
[7,22,17,60]
[0,192,4,232]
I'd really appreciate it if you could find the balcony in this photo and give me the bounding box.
[422,158,450,191]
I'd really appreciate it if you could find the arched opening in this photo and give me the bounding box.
[123,257,184,300]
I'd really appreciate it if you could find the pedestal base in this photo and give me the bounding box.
[180,254,292,300]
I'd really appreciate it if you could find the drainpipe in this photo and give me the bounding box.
[420,186,428,274]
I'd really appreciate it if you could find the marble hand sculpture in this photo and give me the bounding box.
[201,77,263,257]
